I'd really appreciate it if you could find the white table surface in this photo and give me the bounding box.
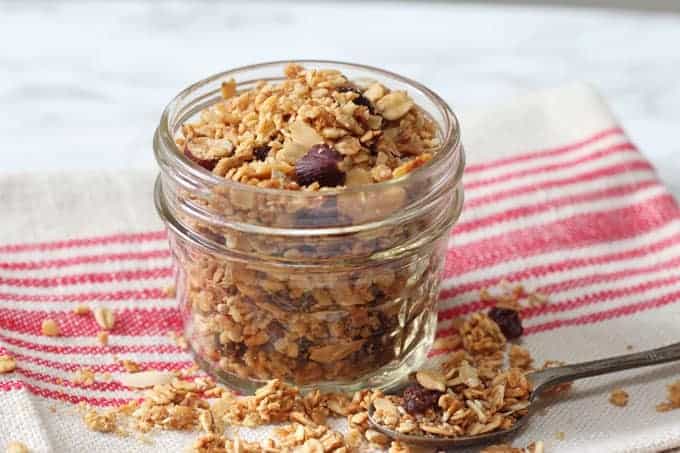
[0,1,678,198]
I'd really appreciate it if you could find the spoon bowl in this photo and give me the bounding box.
[367,341,680,449]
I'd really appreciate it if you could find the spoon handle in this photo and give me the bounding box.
[529,341,680,394]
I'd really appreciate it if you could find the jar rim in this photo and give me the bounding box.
[155,59,463,197]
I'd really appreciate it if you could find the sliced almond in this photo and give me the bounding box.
[375,91,414,121]
[416,369,447,392]
[277,141,308,165]
[363,83,387,102]
[290,118,323,148]
[93,307,115,330]
[118,371,174,389]
[308,339,365,364]
[458,360,481,388]
[373,397,399,419]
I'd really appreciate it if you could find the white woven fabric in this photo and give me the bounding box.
[1,83,680,452]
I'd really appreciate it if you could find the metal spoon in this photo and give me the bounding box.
[368,341,680,449]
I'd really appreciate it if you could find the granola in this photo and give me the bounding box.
[0,355,17,374]
[41,318,60,337]
[178,64,439,188]
[168,64,455,387]
[372,314,531,440]
[656,379,680,412]
[609,388,629,407]
[93,307,115,330]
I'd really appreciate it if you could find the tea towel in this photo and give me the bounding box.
[2,83,680,452]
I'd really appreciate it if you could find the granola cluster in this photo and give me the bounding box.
[177,63,439,189]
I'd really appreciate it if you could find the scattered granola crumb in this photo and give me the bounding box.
[0,355,17,374]
[164,285,176,298]
[555,431,566,441]
[83,409,117,433]
[73,304,91,315]
[120,359,143,373]
[609,388,629,407]
[460,312,507,356]
[168,331,188,350]
[482,441,544,453]
[93,307,115,330]
[481,281,549,312]
[626,345,634,351]
[73,367,96,386]
[656,380,680,412]
[97,330,109,346]
[5,441,29,453]
[41,318,60,337]
[509,344,533,370]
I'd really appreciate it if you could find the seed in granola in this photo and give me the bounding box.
[402,383,441,415]
[488,307,523,339]
[184,146,219,171]
[0,355,17,374]
[294,144,345,187]
[41,319,60,337]
[253,145,271,161]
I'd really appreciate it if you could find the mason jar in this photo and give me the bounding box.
[153,60,464,393]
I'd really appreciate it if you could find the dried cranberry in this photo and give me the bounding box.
[253,145,270,161]
[402,383,441,414]
[488,307,524,339]
[184,146,218,171]
[295,144,345,187]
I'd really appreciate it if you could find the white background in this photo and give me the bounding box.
[0,1,678,198]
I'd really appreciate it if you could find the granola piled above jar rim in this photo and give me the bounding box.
[154,61,464,392]
[175,63,441,190]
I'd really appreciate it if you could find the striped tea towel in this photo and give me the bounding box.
[1,83,680,453]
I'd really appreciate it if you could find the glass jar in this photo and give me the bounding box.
[153,60,465,393]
